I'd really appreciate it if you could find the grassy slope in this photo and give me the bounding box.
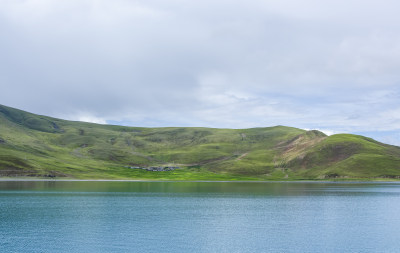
[290,134,400,179]
[0,104,399,180]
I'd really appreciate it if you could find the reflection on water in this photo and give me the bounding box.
[1,181,400,253]
[2,180,400,195]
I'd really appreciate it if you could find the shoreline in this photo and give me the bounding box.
[0,178,399,183]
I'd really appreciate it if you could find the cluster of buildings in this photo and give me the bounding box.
[125,166,180,172]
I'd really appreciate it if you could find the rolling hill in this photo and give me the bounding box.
[0,104,399,180]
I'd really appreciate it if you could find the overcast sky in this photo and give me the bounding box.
[1,0,400,145]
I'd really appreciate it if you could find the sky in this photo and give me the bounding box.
[1,0,400,145]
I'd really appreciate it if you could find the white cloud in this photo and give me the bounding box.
[305,128,339,136]
[0,0,400,144]
[63,112,107,125]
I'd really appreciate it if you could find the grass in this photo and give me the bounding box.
[1,104,400,180]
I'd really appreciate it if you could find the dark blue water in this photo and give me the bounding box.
[1,181,400,253]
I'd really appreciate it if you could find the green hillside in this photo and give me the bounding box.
[0,104,399,180]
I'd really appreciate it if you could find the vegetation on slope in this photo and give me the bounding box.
[0,104,399,180]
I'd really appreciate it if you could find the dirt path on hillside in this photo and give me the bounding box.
[236,152,248,161]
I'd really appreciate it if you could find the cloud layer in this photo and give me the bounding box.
[1,0,400,144]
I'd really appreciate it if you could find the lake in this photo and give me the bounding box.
[1,181,400,253]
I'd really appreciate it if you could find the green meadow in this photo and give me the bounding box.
[1,104,399,180]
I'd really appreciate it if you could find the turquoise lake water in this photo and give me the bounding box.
[1,181,400,252]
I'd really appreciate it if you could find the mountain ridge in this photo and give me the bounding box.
[1,104,399,180]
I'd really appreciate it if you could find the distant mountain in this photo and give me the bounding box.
[0,104,399,180]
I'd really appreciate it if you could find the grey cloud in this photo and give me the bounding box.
[1,0,400,144]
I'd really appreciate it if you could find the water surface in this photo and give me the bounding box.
[1,181,400,252]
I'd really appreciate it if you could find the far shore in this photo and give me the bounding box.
[0,178,399,183]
